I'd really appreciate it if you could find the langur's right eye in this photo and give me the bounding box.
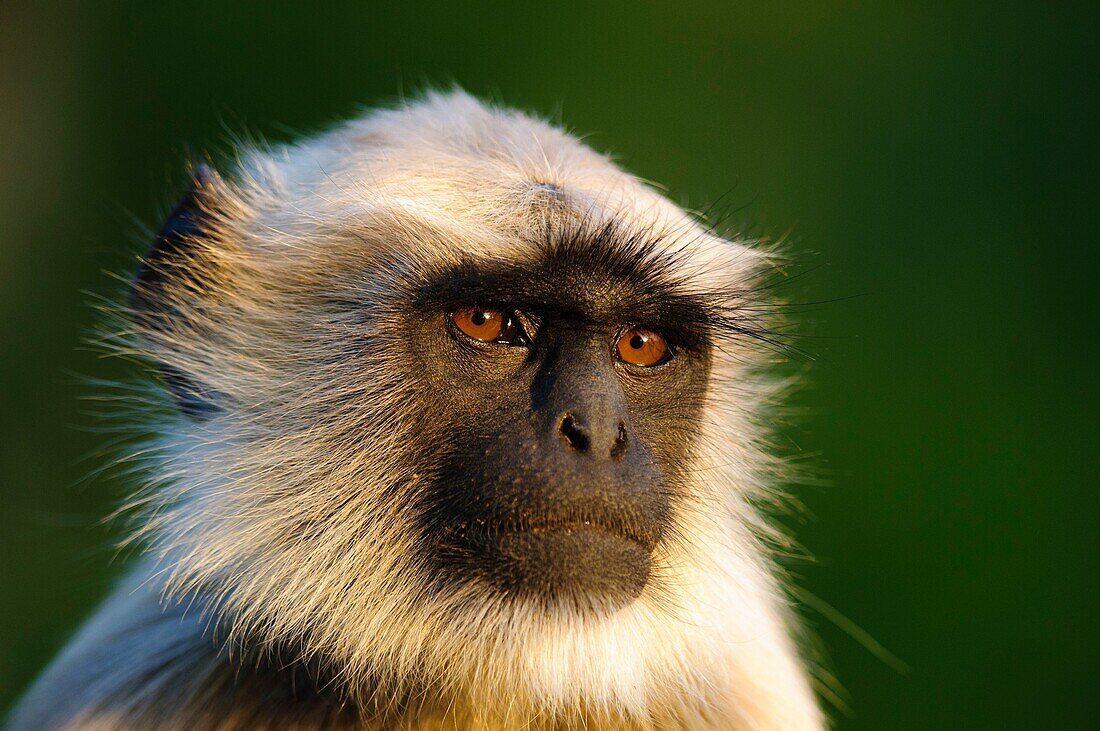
[615,327,672,367]
[450,307,526,345]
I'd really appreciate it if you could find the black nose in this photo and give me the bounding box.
[559,413,628,459]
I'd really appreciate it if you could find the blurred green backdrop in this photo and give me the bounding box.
[2,2,1097,727]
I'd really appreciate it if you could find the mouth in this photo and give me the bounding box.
[464,515,656,550]
[442,517,653,611]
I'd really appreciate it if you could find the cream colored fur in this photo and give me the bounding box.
[7,91,824,730]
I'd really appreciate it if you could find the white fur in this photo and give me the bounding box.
[8,91,824,730]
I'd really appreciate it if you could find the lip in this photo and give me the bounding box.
[455,516,656,553]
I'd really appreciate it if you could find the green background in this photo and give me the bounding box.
[2,2,1097,727]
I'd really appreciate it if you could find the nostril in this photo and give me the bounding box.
[559,414,590,452]
[610,421,628,460]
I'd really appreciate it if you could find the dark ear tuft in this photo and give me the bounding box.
[131,164,228,419]
[129,164,224,326]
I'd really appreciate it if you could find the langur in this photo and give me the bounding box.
[8,91,825,730]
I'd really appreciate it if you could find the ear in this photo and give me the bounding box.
[130,164,225,323]
[130,164,229,419]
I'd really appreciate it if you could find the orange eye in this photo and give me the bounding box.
[616,327,670,367]
[451,307,508,342]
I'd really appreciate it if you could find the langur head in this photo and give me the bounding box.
[120,90,819,727]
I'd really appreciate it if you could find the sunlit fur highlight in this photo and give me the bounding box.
[8,90,824,729]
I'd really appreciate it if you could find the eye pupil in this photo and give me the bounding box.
[471,311,487,326]
[629,334,645,350]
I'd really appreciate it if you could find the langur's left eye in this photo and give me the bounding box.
[450,307,526,345]
[616,327,671,367]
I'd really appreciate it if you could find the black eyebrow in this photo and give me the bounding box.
[420,266,711,326]
[409,220,732,347]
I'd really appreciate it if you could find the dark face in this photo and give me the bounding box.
[405,235,713,613]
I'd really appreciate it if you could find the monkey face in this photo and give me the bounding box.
[403,241,713,613]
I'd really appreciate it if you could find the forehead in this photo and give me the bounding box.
[255,90,713,258]
[239,92,761,322]
[256,171,762,336]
